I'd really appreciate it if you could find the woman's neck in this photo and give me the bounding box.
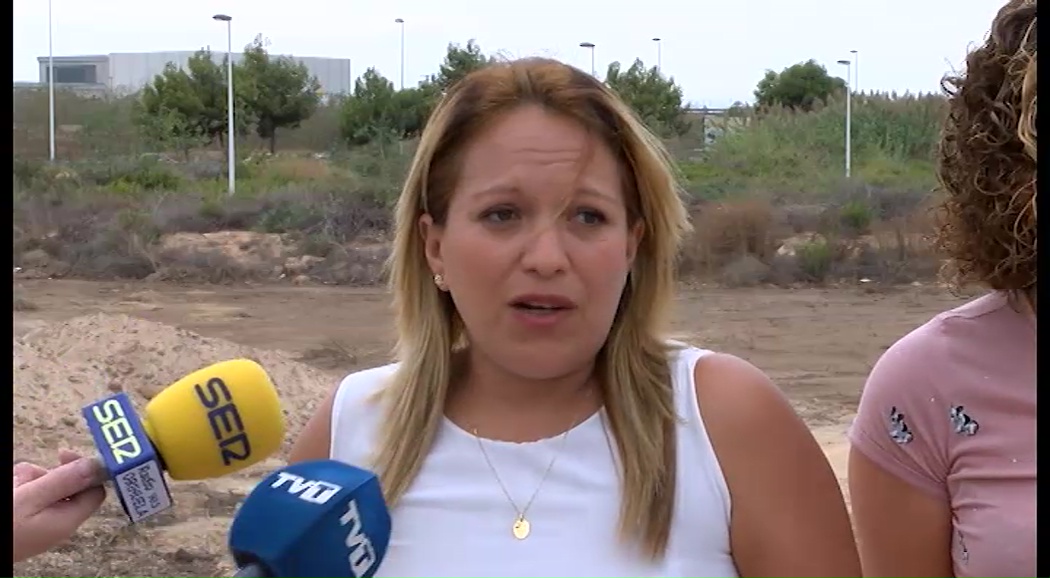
[445,349,602,442]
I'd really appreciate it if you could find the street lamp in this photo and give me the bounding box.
[213,13,235,195]
[652,37,662,73]
[850,49,859,94]
[837,59,852,179]
[579,42,596,77]
[395,18,405,90]
[47,0,55,162]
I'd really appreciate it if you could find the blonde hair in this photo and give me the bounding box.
[374,57,692,558]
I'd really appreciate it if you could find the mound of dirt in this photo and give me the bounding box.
[14,312,331,462]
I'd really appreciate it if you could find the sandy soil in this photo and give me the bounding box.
[12,279,968,577]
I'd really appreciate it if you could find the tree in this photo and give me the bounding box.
[392,84,439,139]
[136,63,209,157]
[136,49,252,158]
[753,59,846,112]
[134,103,209,159]
[605,59,690,137]
[335,40,493,147]
[432,39,493,92]
[339,68,401,147]
[240,36,322,153]
[184,50,253,149]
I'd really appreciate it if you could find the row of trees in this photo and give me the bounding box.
[137,37,692,154]
[136,34,855,155]
[138,35,321,155]
[339,40,697,146]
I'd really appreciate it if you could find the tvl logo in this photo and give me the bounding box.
[340,499,378,577]
[270,472,343,504]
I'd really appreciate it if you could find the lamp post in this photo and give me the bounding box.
[213,14,235,195]
[837,59,852,179]
[47,0,55,162]
[850,49,859,94]
[395,18,405,90]
[579,41,596,76]
[652,37,662,72]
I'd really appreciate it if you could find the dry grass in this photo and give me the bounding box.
[13,185,942,289]
[682,199,780,273]
[677,197,941,287]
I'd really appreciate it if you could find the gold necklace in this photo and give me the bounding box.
[472,419,579,541]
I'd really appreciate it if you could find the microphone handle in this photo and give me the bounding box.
[232,563,272,578]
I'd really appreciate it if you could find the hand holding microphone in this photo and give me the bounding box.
[13,450,107,563]
[228,460,392,577]
[81,358,286,524]
[14,359,288,564]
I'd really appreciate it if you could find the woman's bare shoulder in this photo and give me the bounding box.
[692,352,861,575]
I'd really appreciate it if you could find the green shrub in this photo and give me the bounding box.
[839,200,873,237]
[682,92,946,200]
[797,239,834,282]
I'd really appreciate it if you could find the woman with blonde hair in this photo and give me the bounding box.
[848,1,1036,576]
[291,57,859,577]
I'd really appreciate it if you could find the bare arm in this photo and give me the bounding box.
[695,353,861,577]
[849,447,954,577]
[288,385,338,463]
[847,322,956,577]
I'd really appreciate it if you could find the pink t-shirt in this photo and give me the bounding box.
[849,291,1036,578]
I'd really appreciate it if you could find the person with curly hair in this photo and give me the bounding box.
[847,1,1036,577]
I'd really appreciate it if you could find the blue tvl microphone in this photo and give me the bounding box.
[228,459,393,578]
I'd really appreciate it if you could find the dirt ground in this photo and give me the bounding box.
[12,279,969,577]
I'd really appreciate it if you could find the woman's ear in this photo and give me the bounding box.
[419,213,445,277]
[626,220,643,267]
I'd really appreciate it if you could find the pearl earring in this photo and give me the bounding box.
[434,274,446,290]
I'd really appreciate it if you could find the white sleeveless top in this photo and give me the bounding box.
[329,344,738,577]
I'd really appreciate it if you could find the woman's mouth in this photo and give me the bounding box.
[512,301,568,314]
[509,294,576,325]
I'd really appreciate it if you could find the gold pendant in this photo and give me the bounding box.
[512,516,531,540]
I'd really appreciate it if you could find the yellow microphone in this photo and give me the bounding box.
[82,359,286,523]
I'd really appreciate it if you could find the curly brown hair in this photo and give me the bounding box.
[935,0,1037,298]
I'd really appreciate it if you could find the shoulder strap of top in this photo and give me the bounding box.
[329,362,400,464]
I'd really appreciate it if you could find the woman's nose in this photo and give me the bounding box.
[520,221,570,277]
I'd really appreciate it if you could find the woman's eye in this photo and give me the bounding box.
[483,208,517,223]
[573,209,607,226]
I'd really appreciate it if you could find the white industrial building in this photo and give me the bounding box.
[31,51,354,98]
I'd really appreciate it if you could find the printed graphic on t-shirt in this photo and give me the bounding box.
[954,529,970,566]
[949,405,979,436]
[887,406,913,444]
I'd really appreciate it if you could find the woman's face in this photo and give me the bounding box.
[420,105,642,381]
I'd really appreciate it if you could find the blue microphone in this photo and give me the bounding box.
[228,460,392,577]
[82,392,173,523]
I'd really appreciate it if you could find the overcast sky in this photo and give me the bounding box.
[13,0,1006,108]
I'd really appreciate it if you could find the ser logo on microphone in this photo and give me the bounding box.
[194,377,252,466]
[91,398,143,464]
[82,393,172,523]
[270,471,343,504]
